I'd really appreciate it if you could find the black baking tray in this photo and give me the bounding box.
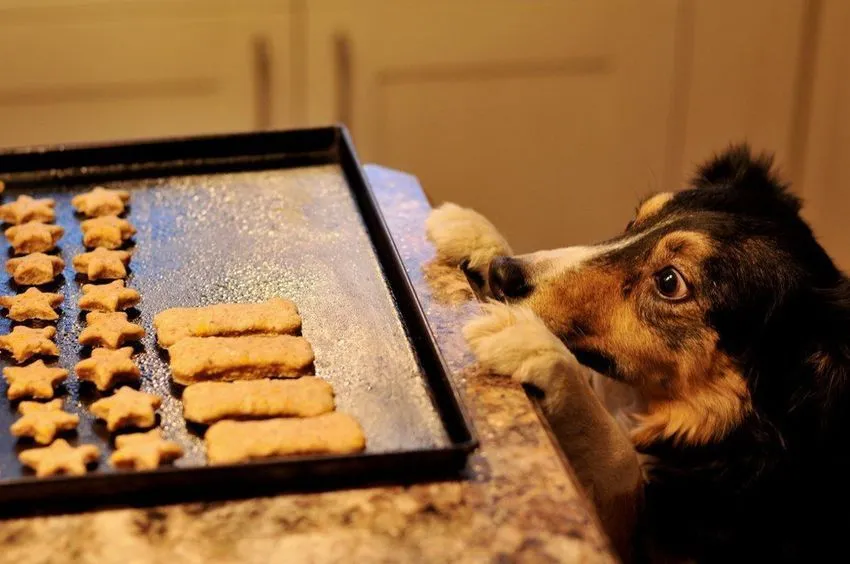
[0,126,477,515]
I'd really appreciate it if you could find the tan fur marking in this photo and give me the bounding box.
[659,231,714,265]
[634,192,674,224]
[631,354,752,447]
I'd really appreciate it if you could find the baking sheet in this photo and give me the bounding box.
[0,163,452,480]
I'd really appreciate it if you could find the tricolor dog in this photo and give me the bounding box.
[425,145,850,563]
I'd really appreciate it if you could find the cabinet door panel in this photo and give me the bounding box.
[0,14,293,148]
[306,0,679,252]
[799,0,850,270]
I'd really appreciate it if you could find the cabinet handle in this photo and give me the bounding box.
[253,34,272,130]
[333,31,353,128]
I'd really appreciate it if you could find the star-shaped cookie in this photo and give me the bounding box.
[79,312,145,349]
[0,195,56,225]
[11,399,79,444]
[0,287,63,322]
[78,280,140,312]
[72,247,130,280]
[4,360,68,400]
[109,429,183,470]
[80,215,135,249]
[4,221,64,254]
[72,187,130,217]
[75,347,141,391]
[19,439,100,477]
[0,326,59,363]
[6,253,65,285]
[90,387,161,431]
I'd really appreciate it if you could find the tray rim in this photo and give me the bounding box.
[0,125,479,510]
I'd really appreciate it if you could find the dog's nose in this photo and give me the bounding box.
[489,256,532,300]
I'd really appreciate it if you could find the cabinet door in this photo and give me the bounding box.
[799,0,850,270]
[305,0,680,253]
[668,0,811,190]
[0,11,293,148]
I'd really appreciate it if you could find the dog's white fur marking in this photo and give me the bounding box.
[592,374,645,433]
[521,218,678,286]
[425,203,512,270]
[463,301,591,414]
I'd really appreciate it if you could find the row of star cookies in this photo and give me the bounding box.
[52,187,182,473]
[0,192,66,404]
[73,186,141,393]
[0,189,114,471]
[5,188,177,475]
[73,185,144,392]
[0,191,80,470]
[73,184,142,395]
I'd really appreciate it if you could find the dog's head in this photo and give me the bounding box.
[490,145,844,446]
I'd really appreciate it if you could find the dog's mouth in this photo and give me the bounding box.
[571,347,621,380]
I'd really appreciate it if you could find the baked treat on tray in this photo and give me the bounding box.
[72,247,131,280]
[6,253,65,285]
[182,377,335,424]
[109,429,183,470]
[153,297,301,347]
[18,439,100,477]
[78,280,140,312]
[4,221,64,254]
[75,347,141,391]
[10,399,79,445]
[0,195,56,225]
[0,326,59,363]
[0,287,63,321]
[204,412,366,464]
[167,335,314,385]
[79,312,145,349]
[4,360,68,400]
[80,215,135,249]
[90,387,161,432]
[72,187,130,217]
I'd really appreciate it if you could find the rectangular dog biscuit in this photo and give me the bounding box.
[154,298,302,347]
[182,377,335,424]
[168,335,314,385]
[204,412,366,464]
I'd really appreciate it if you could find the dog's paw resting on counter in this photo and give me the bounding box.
[424,203,512,303]
[462,301,584,415]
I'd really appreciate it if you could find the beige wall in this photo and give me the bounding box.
[0,0,848,265]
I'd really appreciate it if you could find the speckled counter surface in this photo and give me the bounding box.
[0,165,616,564]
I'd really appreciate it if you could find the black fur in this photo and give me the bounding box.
[636,145,850,562]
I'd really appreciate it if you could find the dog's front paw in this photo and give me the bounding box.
[462,302,576,411]
[425,203,512,271]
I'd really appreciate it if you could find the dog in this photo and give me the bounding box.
[424,145,850,563]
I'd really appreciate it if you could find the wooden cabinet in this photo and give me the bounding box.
[0,2,295,148]
[304,0,811,253]
[669,0,811,190]
[798,0,850,270]
[0,0,846,264]
[305,0,680,253]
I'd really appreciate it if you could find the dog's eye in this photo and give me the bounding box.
[654,267,689,301]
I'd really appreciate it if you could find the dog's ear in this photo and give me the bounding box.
[691,143,801,213]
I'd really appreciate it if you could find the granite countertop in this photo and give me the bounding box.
[0,165,616,564]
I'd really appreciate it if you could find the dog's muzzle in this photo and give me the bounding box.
[489,256,532,301]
